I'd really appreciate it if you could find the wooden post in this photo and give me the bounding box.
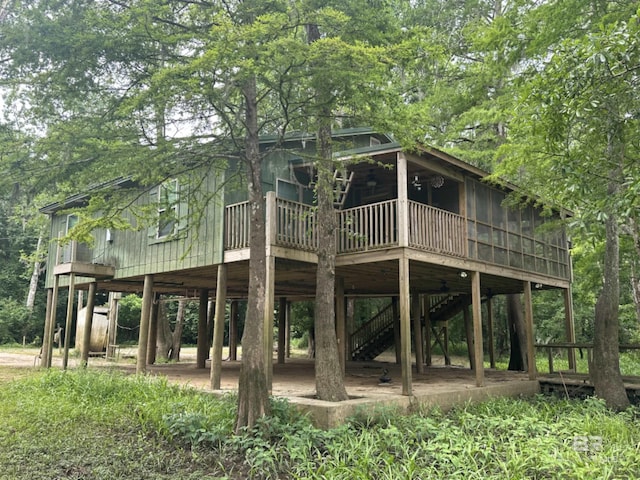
[336,277,346,374]
[76,290,84,321]
[62,273,76,370]
[346,297,355,361]
[487,296,496,369]
[278,297,287,365]
[211,264,228,390]
[41,287,54,368]
[229,300,238,361]
[196,289,209,369]
[397,152,409,248]
[285,301,291,359]
[106,292,121,360]
[463,306,475,370]
[563,287,577,371]
[146,294,159,365]
[136,275,154,374]
[412,291,424,374]
[399,255,412,395]
[264,192,276,391]
[471,271,484,387]
[264,255,275,391]
[524,281,537,380]
[392,296,401,364]
[80,282,97,367]
[444,321,451,365]
[44,239,63,367]
[423,295,432,366]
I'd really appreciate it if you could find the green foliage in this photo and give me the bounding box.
[0,298,39,344]
[2,369,640,479]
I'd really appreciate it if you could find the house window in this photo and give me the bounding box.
[157,179,179,239]
[66,214,78,233]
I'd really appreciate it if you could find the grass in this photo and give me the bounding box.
[1,368,640,479]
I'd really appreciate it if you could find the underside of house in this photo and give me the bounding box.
[40,128,576,396]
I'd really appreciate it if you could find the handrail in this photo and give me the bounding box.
[535,342,640,374]
[337,200,397,253]
[350,302,395,358]
[224,197,467,259]
[224,201,250,250]
[408,201,466,257]
[275,198,317,251]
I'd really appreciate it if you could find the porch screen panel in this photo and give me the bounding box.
[466,178,570,280]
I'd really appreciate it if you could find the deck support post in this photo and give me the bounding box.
[397,152,409,247]
[346,297,355,361]
[564,287,577,371]
[146,294,159,365]
[211,264,228,390]
[471,271,484,387]
[42,286,55,368]
[136,274,154,374]
[463,305,474,370]
[412,291,424,374]
[487,295,496,368]
[278,297,287,364]
[62,273,76,370]
[229,301,239,361]
[336,277,346,374]
[399,255,412,396]
[264,255,275,392]
[392,297,401,364]
[524,281,537,380]
[196,288,209,369]
[423,295,432,366]
[106,292,120,360]
[80,281,97,367]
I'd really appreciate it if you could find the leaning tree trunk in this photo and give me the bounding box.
[156,302,172,361]
[235,75,270,432]
[507,294,528,371]
[25,235,43,311]
[169,299,185,361]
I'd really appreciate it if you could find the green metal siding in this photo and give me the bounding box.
[45,168,226,288]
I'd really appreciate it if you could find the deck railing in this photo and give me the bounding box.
[337,200,398,253]
[225,201,251,250]
[224,197,467,257]
[408,201,466,257]
[60,240,93,264]
[275,198,317,251]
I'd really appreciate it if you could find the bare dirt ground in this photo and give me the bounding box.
[0,347,531,400]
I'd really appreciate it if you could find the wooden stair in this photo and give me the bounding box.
[349,294,471,361]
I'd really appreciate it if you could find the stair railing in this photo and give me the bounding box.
[350,302,395,358]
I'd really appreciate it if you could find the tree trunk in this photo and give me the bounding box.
[313,131,348,401]
[507,294,527,371]
[25,234,42,311]
[156,302,171,361]
[307,22,348,403]
[590,127,629,410]
[235,75,270,432]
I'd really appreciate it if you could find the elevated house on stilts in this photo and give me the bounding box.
[40,128,574,413]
